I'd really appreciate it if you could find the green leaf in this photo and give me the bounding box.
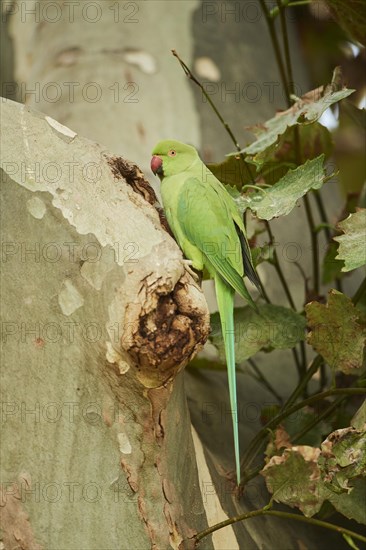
[306,290,366,374]
[210,304,306,362]
[261,446,327,516]
[234,68,354,167]
[330,479,366,526]
[206,155,253,190]
[334,209,366,271]
[262,420,366,521]
[319,426,366,493]
[324,0,366,46]
[237,156,326,220]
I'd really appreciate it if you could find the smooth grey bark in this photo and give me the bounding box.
[0,98,211,549]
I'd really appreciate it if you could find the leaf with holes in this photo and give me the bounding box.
[319,426,366,494]
[261,446,327,517]
[232,68,354,167]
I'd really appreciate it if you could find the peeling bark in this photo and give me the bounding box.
[0,478,43,550]
[1,97,211,549]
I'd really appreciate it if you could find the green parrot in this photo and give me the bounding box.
[151,139,261,485]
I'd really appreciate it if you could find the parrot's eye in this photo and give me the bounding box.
[168,149,177,157]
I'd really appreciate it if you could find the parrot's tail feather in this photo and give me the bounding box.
[215,274,241,486]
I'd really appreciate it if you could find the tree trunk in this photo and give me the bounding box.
[1,96,212,548]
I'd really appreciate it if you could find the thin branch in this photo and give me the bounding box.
[313,191,331,241]
[283,354,323,409]
[303,194,320,296]
[313,191,344,291]
[171,49,255,184]
[276,0,295,97]
[264,221,308,378]
[292,395,344,443]
[265,222,296,309]
[271,1,322,298]
[352,276,366,305]
[270,1,312,18]
[195,505,366,545]
[240,387,365,476]
[258,0,290,107]
[248,358,283,404]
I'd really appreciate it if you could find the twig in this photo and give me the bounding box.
[352,276,366,305]
[195,504,366,544]
[240,387,365,476]
[265,222,296,309]
[303,194,320,296]
[171,50,255,184]
[272,2,321,297]
[313,191,331,241]
[248,358,283,404]
[270,1,312,18]
[283,354,323,409]
[264,221,307,378]
[258,0,290,107]
[292,395,344,443]
[276,0,295,97]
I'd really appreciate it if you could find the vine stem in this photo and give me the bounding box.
[276,0,295,96]
[258,0,290,106]
[283,354,323,409]
[292,395,345,443]
[313,190,344,292]
[270,0,312,18]
[303,194,320,296]
[264,221,307,378]
[239,394,345,484]
[275,0,321,296]
[248,358,283,404]
[171,49,255,184]
[240,387,365,476]
[265,221,296,309]
[352,276,366,305]
[314,191,331,242]
[194,505,366,544]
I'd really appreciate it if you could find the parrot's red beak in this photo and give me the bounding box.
[151,155,163,176]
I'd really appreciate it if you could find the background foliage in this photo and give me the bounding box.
[187,1,366,546]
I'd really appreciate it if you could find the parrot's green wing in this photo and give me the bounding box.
[177,176,258,307]
[206,174,263,294]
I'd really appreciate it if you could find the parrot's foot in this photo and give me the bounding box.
[183,260,201,284]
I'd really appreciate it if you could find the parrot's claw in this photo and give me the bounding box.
[183,260,200,283]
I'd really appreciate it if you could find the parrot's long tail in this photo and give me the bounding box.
[215,273,240,485]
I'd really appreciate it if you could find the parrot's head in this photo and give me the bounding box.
[151,140,198,179]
